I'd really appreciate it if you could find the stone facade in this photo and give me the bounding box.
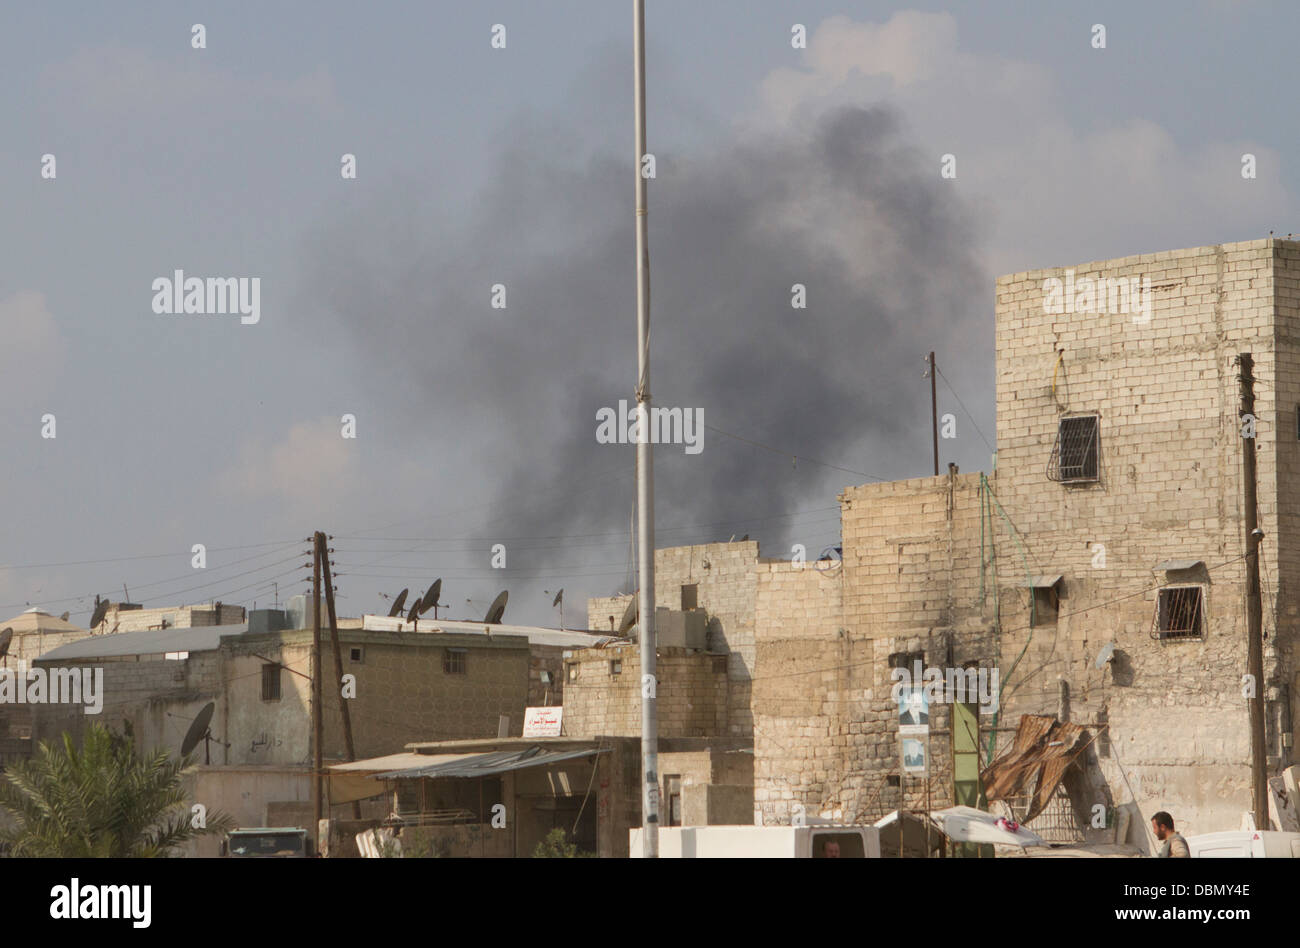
[989,238,1299,834]
[660,239,1300,838]
[561,643,729,739]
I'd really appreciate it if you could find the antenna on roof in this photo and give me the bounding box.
[421,579,442,619]
[386,588,409,618]
[181,701,218,765]
[89,598,110,631]
[484,590,508,625]
[547,589,565,630]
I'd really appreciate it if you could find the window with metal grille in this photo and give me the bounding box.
[1047,414,1100,482]
[1156,586,1203,639]
[443,647,467,675]
[261,663,281,701]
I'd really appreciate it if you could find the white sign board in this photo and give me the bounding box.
[522,706,563,737]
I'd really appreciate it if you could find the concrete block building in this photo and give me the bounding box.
[593,238,1300,842]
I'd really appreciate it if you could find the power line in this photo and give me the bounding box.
[934,365,994,453]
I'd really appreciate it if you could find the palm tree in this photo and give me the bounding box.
[0,722,231,857]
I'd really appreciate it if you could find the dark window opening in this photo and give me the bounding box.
[1032,586,1059,626]
[665,775,682,827]
[1048,414,1100,483]
[1157,586,1204,639]
[261,663,281,702]
[610,659,622,676]
[681,584,698,610]
[443,648,467,675]
[888,650,925,670]
[349,647,364,663]
[813,831,867,858]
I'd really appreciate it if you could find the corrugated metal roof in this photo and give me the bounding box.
[981,715,1090,824]
[360,615,619,649]
[35,623,248,661]
[375,745,607,780]
[327,753,436,774]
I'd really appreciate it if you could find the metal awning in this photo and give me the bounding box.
[1154,559,1203,572]
[374,745,608,780]
[1016,574,1062,589]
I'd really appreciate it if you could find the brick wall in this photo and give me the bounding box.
[991,238,1297,834]
[561,644,728,739]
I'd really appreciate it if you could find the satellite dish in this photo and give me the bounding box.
[618,598,638,635]
[89,599,110,630]
[0,628,13,660]
[420,579,442,616]
[407,599,420,622]
[552,588,564,608]
[387,588,409,618]
[181,702,216,758]
[1094,642,1116,670]
[484,590,508,625]
[60,612,70,622]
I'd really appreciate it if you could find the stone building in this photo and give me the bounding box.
[91,601,246,635]
[598,238,1300,843]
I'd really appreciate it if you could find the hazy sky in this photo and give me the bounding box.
[1,1,1293,627]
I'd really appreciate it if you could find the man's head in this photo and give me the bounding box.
[1152,811,1175,841]
[823,840,841,858]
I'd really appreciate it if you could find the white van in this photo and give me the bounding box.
[1185,830,1300,858]
[630,825,880,858]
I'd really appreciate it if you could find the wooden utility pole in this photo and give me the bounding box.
[311,534,324,850]
[1238,353,1269,829]
[929,352,939,476]
[317,531,361,819]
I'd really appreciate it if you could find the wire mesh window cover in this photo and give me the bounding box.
[1048,414,1100,482]
[1155,586,1204,639]
[443,648,467,675]
[261,664,281,701]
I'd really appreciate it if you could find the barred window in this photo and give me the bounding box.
[261,663,281,701]
[1157,586,1203,639]
[443,647,467,675]
[1048,414,1100,483]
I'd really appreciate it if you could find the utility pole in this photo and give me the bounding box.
[930,352,939,476]
[633,0,659,857]
[317,531,360,819]
[311,534,324,851]
[1237,353,1269,829]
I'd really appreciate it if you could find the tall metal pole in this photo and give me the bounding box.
[1238,353,1269,828]
[634,0,659,857]
[930,352,939,476]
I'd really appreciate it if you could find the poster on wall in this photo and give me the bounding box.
[897,684,930,735]
[900,735,929,775]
